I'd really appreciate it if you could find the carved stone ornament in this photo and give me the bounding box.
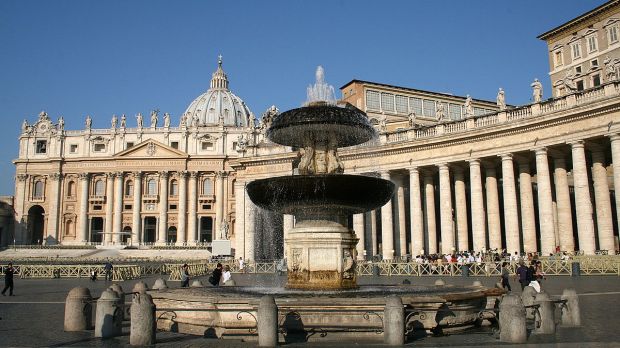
[49,172,62,181]
[146,142,157,156]
[159,171,169,179]
[78,173,90,181]
[16,174,29,182]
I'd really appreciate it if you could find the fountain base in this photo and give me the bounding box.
[285,219,359,290]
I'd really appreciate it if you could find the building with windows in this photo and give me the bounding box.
[9,1,620,258]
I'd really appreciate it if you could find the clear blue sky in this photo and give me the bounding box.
[0,0,604,195]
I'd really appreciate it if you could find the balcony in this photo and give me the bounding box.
[142,194,159,203]
[88,195,106,203]
[198,194,215,203]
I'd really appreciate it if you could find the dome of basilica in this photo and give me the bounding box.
[183,57,253,127]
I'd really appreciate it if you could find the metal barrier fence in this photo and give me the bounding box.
[3,264,143,281]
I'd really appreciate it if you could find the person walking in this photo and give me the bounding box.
[515,261,529,290]
[209,263,223,287]
[500,262,512,292]
[180,264,190,288]
[2,262,15,296]
[104,260,113,281]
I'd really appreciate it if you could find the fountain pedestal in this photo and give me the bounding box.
[285,219,358,290]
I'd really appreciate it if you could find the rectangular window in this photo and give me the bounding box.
[608,25,619,44]
[575,65,582,74]
[593,74,601,87]
[395,95,408,114]
[576,80,584,91]
[171,141,179,149]
[474,107,488,116]
[591,59,599,68]
[69,144,78,153]
[124,204,132,210]
[571,42,581,59]
[201,141,214,151]
[202,204,211,210]
[554,50,563,67]
[125,142,134,149]
[36,140,47,154]
[409,97,422,115]
[93,205,102,211]
[169,204,177,210]
[587,35,598,53]
[380,92,395,112]
[422,99,435,118]
[366,90,381,110]
[449,104,462,120]
[93,143,106,152]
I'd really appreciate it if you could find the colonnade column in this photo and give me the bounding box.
[409,167,424,255]
[609,134,620,238]
[553,157,574,251]
[353,214,365,260]
[380,171,394,260]
[518,161,537,253]
[438,164,454,254]
[534,148,556,254]
[453,167,468,252]
[113,172,123,244]
[131,172,142,245]
[157,171,169,244]
[423,173,437,254]
[591,150,615,252]
[14,174,28,244]
[177,171,187,245]
[396,178,407,256]
[570,141,596,254]
[78,173,90,243]
[370,210,378,256]
[215,171,226,238]
[104,173,114,245]
[501,154,520,254]
[188,172,198,244]
[47,173,62,241]
[469,160,486,252]
[244,187,255,261]
[234,181,245,257]
[485,164,502,251]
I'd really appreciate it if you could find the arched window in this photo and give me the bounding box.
[94,179,104,196]
[202,178,213,195]
[67,181,75,197]
[147,179,157,195]
[33,180,44,198]
[125,180,134,197]
[169,180,178,196]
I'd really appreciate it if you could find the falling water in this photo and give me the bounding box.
[305,66,337,105]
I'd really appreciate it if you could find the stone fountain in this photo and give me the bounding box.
[247,66,394,290]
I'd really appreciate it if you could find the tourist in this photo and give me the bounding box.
[2,262,15,296]
[104,259,113,281]
[90,270,97,281]
[180,264,190,288]
[500,262,511,292]
[515,261,529,290]
[222,265,232,285]
[209,263,223,287]
[238,257,245,273]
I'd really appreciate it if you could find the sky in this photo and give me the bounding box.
[0,0,605,195]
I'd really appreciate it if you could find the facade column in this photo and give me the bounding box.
[570,141,596,254]
[534,148,556,254]
[438,164,454,254]
[518,161,537,253]
[423,172,437,254]
[370,210,378,257]
[409,167,424,255]
[188,172,198,244]
[396,178,407,256]
[591,150,615,252]
[380,171,394,260]
[157,171,169,244]
[283,214,295,260]
[469,159,486,252]
[131,172,142,245]
[234,181,245,257]
[47,173,62,242]
[553,157,574,251]
[609,134,620,242]
[485,164,502,251]
[113,172,123,244]
[14,174,29,244]
[501,154,520,254]
[177,171,188,245]
[78,173,90,243]
[353,214,365,260]
[453,166,468,252]
[214,171,226,238]
[104,173,114,245]
[244,188,256,261]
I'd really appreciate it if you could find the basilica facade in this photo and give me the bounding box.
[9,2,620,258]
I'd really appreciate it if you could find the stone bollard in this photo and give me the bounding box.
[534,291,555,335]
[561,288,581,327]
[190,280,204,288]
[472,280,483,287]
[257,295,278,347]
[132,281,149,294]
[109,284,125,320]
[434,279,445,286]
[152,278,168,290]
[64,287,93,331]
[498,294,527,343]
[383,295,405,346]
[521,286,537,320]
[95,289,123,338]
[130,292,156,346]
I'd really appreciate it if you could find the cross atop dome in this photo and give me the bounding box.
[210,55,229,90]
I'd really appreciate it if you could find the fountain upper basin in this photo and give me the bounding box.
[246,174,395,216]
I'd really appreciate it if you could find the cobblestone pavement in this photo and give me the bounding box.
[0,273,619,347]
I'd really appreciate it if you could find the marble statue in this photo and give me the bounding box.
[58,116,64,131]
[604,56,617,81]
[563,73,577,91]
[163,113,170,128]
[85,115,92,130]
[111,114,118,128]
[191,114,199,128]
[436,102,445,121]
[408,112,416,127]
[180,114,187,128]
[249,112,256,128]
[379,116,387,132]
[22,120,29,133]
[531,78,543,103]
[496,88,506,110]
[120,114,126,128]
[219,220,229,240]
[39,111,49,121]
[150,110,158,128]
[136,113,144,128]
[464,95,474,117]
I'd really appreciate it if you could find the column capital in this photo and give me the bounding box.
[215,171,228,178]
[567,140,585,149]
[49,172,63,181]
[608,133,620,142]
[380,170,391,179]
[437,163,450,171]
[105,172,115,179]
[408,166,419,174]
[467,158,481,166]
[189,171,199,179]
[77,172,90,181]
[16,173,29,182]
[178,170,188,179]
[499,153,513,161]
[534,147,548,156]
[132,171,142,179]
[158,171,169,179]
[113,171,124,179]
